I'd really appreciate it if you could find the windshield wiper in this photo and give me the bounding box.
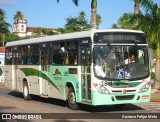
[107,43,112,49]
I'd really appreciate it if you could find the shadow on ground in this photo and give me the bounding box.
[8,91,144,113]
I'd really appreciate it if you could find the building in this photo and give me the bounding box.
[12,19,27,37]
[12,18,56,37]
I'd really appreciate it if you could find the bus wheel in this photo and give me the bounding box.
[23,82,31,100]
[67,87,79,110]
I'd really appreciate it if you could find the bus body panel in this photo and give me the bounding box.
[4,65,13,89]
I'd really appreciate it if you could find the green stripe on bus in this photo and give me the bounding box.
[19,68,61,93]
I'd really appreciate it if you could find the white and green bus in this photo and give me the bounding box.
[5,29,151,110]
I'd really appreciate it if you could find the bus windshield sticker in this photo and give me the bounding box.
[117,70,124,79]
[125,71,131,79]
[94,65,106,78]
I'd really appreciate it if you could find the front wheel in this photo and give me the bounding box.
[23,82,32,100]
[67,87,79,110]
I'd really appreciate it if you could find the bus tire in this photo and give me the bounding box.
[67,87,79,110]
[23,82,31,100]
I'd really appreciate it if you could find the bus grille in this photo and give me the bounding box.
[112,90,136,93]
[112,82,141,88]
[115,95,135,101]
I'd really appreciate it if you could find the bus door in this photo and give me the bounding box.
[40,48,49,96]
[12,50,19,90]
[80,47,91,102]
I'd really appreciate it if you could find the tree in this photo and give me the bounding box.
[57,0,78,6]
[118,13,136,29]
[134,0,140,14]
[14,11,25,21]
[91,0,97,29]
[0,9,11,46]
[57,0,98,29]
[65,11,91,33]
[111,24,119,29]
[96,14,102,29]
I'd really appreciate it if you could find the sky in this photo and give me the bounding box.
[0,0,160,31]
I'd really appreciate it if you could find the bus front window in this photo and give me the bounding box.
[93,45,149,80]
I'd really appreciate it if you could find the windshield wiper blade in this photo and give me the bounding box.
[107,43,112,49]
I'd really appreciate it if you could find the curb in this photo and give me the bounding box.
[0,82,5,86]
[150,98,160,102]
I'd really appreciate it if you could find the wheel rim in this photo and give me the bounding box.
[24,85,28,97]
[69,92,76,104]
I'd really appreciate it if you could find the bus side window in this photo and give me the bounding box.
[5,47,12,65]
[66,41,78,65]
[52,42,66,65]
[30,45,39,65]
[20,46,30,65]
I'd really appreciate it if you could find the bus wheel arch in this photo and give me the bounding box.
[23,79,31,100]
[66,82,79,110]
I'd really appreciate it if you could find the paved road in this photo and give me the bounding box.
[0,86,160,122]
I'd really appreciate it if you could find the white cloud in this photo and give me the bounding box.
[0,0,18,5]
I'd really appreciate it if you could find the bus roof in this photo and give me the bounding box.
[6,29,144,47]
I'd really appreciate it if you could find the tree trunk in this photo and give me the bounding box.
[91,8,97,29]
[134,3,139,14]
[155,42,160,80]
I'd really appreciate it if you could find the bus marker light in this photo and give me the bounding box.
[94,83,98,87]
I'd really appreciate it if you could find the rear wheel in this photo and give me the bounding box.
[23,82,31,100]
[67,87,79,110]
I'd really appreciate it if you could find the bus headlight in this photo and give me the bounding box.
[139,81,151,93]
[94,82,110,94]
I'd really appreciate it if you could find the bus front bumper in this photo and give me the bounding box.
[92,91,150,106]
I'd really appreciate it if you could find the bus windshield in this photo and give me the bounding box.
[93,45,149,80]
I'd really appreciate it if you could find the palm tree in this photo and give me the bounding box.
[14,11,25,22]
[118,13,135,29]
[134,0,140,14]
[57,0,97,29]
[57,0,78,6]
[91,0,97,29]
[0,9,5,22]
[96,14,102,29]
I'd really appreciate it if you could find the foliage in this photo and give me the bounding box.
[58,11,91,33]
[57,0,79,6]
[14,11,25,21]
[96,14,102,29]
[56,0,98,29]
[0,9,11,46]
[56,11,101,33]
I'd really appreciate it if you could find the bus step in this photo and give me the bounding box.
[41,95,48,98]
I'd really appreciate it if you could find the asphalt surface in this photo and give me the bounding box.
[0,82,160,122]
